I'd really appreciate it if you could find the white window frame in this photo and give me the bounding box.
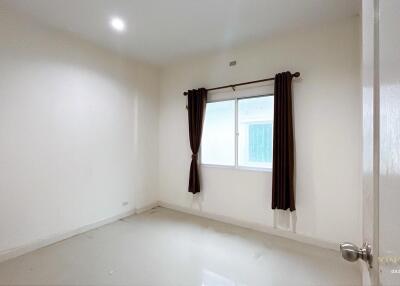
[200,93,273,172]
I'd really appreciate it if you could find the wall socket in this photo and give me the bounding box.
[229,60,237,67]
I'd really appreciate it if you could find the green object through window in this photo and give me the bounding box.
[248,123,273,163]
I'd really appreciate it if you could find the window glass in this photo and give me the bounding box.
[238,96,274,169]
[201,100,235,166]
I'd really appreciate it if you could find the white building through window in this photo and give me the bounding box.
[201,100,235,166]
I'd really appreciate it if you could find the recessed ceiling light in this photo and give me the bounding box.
[110,17,126,33]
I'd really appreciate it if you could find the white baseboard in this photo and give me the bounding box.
[0,200,338,264]
[135,201,160,214]
[0,208,139,264]
[158,201,339,252]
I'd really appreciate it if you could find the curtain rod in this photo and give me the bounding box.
[183,72,300,96]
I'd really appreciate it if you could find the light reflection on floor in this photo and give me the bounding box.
[202,269,237,286]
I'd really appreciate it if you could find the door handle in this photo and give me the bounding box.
[340,242,373,268]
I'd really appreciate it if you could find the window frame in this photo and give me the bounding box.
[200,93,274,172]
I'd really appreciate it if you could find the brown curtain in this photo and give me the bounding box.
[187,88,208,194]
[272,71,295,211]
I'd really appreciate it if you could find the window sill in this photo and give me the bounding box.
[200,164,272,173]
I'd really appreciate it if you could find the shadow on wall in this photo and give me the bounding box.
[191,192,203,212]
[273,210,297,232]
[190,189,298,233]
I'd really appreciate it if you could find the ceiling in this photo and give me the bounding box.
[3,0,361,66]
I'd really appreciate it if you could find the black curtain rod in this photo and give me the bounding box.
[183,72,300,96]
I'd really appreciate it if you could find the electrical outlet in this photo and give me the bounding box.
[229,60,237,67]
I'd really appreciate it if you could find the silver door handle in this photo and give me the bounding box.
[340,242,373,268]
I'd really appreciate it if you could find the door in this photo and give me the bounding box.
[378,0,400,285]
[361,0,379,284]
[359,1,400,285]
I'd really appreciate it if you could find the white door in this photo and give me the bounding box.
[378,0,400,285]
[361,0,379,284]
[360,0,400,285]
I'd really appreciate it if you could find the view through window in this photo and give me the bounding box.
[201,95,274,170]
[201,100,235,166]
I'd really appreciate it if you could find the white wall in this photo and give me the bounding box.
[0,4,362,257]
[158,17,362,245]
[0,8,159,254]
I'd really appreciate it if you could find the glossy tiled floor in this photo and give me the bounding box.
[0,207,360,285]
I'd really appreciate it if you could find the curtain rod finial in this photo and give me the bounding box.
[293,72,300,78]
